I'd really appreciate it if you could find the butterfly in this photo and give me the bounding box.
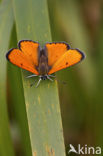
[6,40,85,87]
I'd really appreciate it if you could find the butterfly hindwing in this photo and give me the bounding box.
[45,42,70,66]
[48,49,85,75]
[6,40,40,75]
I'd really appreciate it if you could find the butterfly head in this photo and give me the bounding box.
[40,75,47,80]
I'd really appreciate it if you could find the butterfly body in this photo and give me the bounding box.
[36,48,51,76]
[6,40,85,87]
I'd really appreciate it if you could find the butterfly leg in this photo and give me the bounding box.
[47,75,53,81]
[30,80,37,87]
[36,78,42,88]
[49,75,55,77]
[26,74,37,78]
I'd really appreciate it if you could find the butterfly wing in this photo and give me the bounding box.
[6,40,40,75]
[45,42,70,66]
[48,49,85,75]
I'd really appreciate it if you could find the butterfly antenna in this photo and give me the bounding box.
[26,74,38,78]
[49,75,56,78]
[55,78,67,85]
[36,78,42,88]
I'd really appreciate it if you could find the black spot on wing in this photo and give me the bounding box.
[66,62,68,65]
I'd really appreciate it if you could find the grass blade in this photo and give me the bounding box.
[0,0,15,155]
[12,0,66,155]
[8,25,32,156]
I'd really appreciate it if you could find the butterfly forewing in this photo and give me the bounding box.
[19,40,40,66]
[48,49,85,75]
[6,40,40,75]
[45,42,70,66]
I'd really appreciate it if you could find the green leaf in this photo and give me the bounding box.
[12,0,66,155]
[8,25,32,156]
[0,0,15,155]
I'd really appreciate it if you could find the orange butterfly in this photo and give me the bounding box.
[6,40,85,87]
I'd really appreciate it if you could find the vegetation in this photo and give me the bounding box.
[0,0,102,155]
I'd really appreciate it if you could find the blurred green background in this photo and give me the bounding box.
[49,0,103,155]
[0,0,103,155]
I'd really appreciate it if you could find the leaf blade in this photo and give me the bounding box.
[0,0,15,155]
[12,0,66,155]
